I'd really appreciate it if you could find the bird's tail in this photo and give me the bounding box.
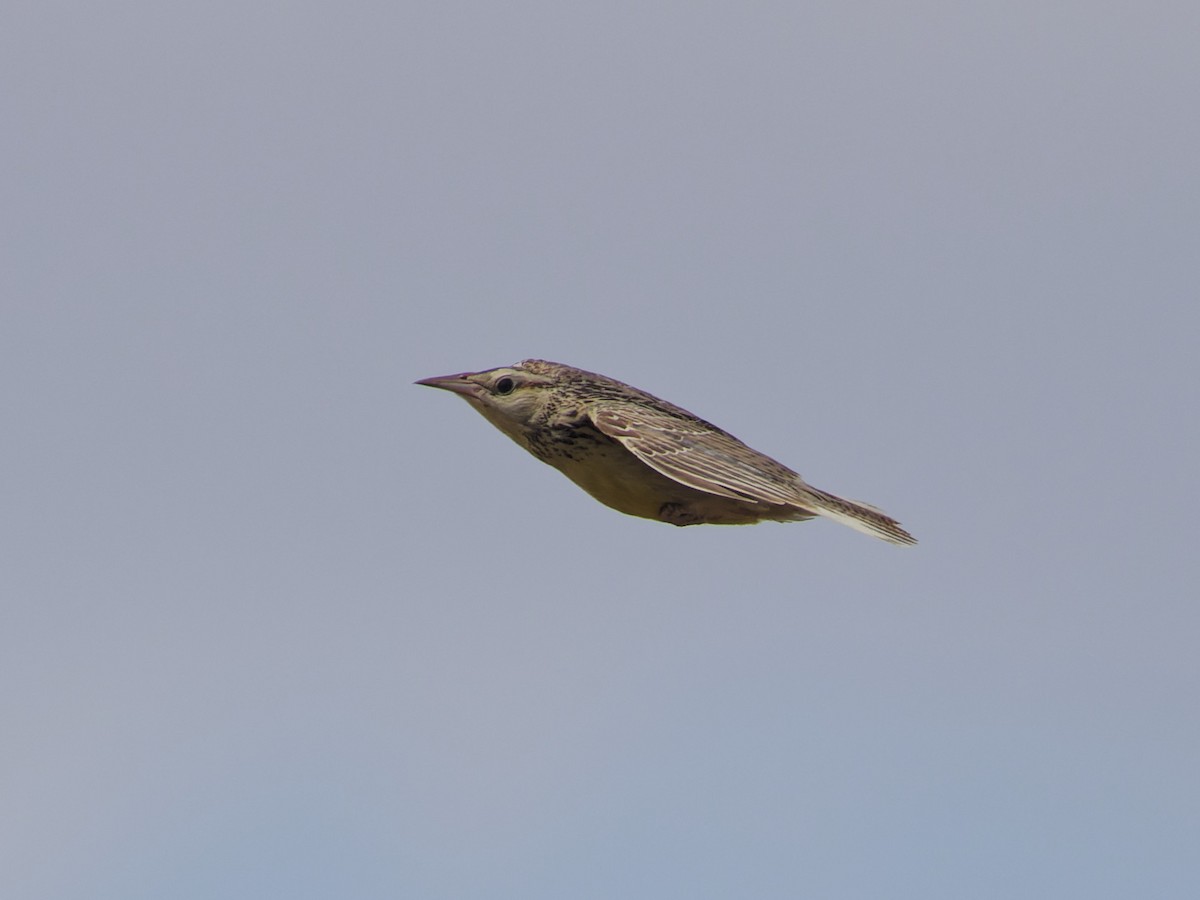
[800,485,917,546]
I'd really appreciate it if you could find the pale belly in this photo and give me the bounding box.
[545,442,803,525]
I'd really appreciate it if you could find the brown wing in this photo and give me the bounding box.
[588,402,806,507]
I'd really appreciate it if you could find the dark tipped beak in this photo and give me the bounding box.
[415,371,484,398]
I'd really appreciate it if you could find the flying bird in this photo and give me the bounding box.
[417,359,916,545]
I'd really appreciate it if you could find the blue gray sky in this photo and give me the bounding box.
[3,2,1198,897]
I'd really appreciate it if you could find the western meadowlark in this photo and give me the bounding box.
[417,359,916,545]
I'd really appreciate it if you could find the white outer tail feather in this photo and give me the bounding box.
[800,485,917,546]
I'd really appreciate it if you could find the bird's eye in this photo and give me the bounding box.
[494,376,516,395]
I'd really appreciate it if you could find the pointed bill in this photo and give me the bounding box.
[415,371,486,399]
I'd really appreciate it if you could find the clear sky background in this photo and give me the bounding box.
[3,2,1197,898]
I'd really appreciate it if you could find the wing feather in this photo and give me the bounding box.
[588,403,805,507]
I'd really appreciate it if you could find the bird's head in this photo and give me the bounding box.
[416,360,566,446]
